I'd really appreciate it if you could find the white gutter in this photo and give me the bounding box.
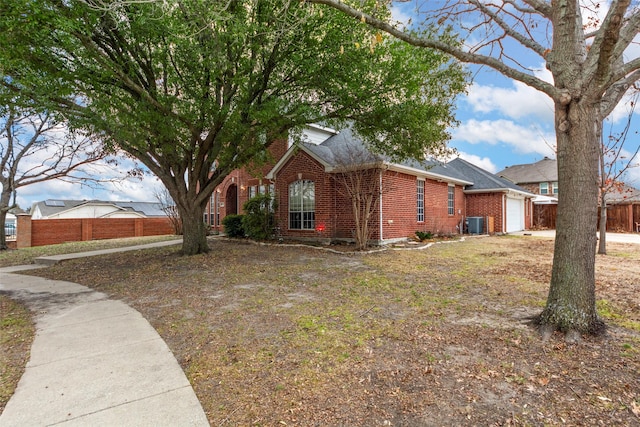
[385,163,473,186]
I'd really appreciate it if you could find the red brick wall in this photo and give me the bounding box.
[525,198,533,230]
[22,217,174,247]
[273,150,332,239]
[207,138,288,231]
[380,172,415,239]
[272,166,468,242]
[465,193,504,233]
[330,169,382,240]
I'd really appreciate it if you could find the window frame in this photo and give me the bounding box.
[288,180,315,230]
[417,180,425,222]
[539,182,549,195]
[447,185,455,216]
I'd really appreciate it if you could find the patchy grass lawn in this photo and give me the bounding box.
[0,296,34,413]
[10,235,640,425]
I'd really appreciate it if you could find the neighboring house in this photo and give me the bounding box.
[498,157,640,232]
[30,200,168,219]
[206,126,534,243]
[497,157,559,197]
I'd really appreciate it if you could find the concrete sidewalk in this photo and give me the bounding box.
[0,240,209,426]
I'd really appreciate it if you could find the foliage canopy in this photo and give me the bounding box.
[0,0,467,254]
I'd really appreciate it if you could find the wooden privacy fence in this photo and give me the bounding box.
[15,215,175,248]
[533,204,557,229]
[533,203,640,232]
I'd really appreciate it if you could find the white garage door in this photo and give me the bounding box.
[506,197,524,233]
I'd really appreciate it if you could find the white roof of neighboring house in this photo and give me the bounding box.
[30,200,167,219]
[532,194,558,204]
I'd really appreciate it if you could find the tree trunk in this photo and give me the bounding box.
[598,195,607,255]
[179,204,209,255]
[537,100,604,336]
[0,209,7,250]
[0,187,12,251]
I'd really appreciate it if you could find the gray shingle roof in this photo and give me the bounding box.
[497,157,558,184]
[305,128,472,183]
[447,158,532,194]
[604,185,640,204]
[304,128,381,168]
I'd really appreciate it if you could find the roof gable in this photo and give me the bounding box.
[497,157,558,184]
[268,127,473,185]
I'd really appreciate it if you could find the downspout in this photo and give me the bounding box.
[379,169,383,243]
[502,193,506,233]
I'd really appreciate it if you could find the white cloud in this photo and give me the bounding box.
[465,80,554,121]
[453,119,556,158]
[624,169,640,187]
[456,152,498,173]
[390,4,412,28]
[14,162,158,210]
[605,90,640,124]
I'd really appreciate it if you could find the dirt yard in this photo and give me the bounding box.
[10,235,640,425]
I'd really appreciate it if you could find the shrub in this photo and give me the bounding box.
[222,214,245,238]
[242,194,277,240]
[415,230,433,241]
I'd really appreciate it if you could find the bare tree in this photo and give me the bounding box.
[0,107,122,249]
[332,145,385,249]
[310,0,640,338]
[153,185,183,235]
[307,0,640,342]
[598,93,640,254]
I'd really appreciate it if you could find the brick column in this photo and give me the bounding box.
[16,213,32,249]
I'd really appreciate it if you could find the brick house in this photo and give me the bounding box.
[206,125,533,243]
[497,157,558,196]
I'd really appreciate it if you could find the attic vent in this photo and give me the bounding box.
[45,200,65,207]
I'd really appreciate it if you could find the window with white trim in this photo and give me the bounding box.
[448,185,455,215]
[552,182,558,194]
[289,180,315,230]
[417,180,425,222]
[540,182,549,195]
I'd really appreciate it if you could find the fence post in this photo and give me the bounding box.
[81,218,93,241]
[16,213,32,248]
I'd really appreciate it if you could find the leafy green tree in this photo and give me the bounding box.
[0,0,466,255]
[308,0,640,338]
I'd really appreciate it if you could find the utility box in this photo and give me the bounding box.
[467,217,483,235]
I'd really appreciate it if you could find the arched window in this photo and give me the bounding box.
[289,180,315,230]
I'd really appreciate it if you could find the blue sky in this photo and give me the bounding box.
[11,1,640,209]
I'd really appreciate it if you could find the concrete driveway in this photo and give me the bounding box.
[515,230,640,245]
